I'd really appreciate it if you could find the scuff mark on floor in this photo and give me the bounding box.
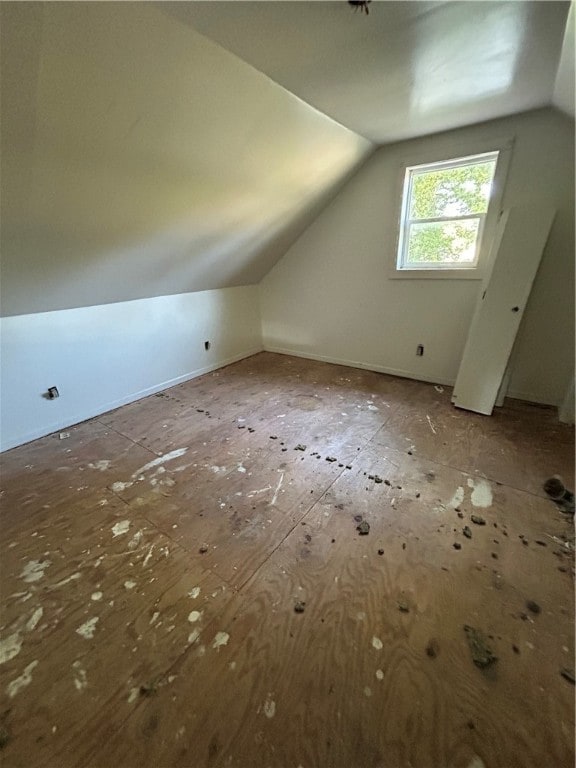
[271,472,284,506]
[426,415,437,435]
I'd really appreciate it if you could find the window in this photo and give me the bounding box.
[397,152,499,271]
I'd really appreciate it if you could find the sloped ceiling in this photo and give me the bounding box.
[2,2,571,318]
[165,1,571,143]
[0,3,371,317]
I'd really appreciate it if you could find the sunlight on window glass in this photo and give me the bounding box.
[399,153,498,270]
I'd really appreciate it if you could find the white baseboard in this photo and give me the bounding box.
[263,345,456,387]
[1,346,263,453]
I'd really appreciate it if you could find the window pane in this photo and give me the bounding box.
[409,161,496,219]
[406,219,480,265]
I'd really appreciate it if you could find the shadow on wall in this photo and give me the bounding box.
[0,1,372,318]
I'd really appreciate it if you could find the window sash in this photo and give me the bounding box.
[400,215,486,269]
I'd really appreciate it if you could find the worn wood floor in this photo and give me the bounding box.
[1,352,574,768]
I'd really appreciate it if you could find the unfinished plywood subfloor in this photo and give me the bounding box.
[0,352,574,768]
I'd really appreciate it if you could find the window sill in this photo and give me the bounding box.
[388,268,485,280]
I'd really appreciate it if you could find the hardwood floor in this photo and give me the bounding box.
[1,352,574,768]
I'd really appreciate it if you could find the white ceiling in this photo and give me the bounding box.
[163,1,572,144]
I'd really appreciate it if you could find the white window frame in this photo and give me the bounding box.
[390,138,513,281]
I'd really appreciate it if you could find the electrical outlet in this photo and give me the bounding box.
[416,345,424,356]
[47,386,60,399]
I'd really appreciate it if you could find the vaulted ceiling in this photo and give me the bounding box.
[163,1,573,143]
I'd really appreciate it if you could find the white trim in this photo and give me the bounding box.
[263,346,560,408]
[263,345,456,387]
[0,346,263,453]
[398,152,497,271]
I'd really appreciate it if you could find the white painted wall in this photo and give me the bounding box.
[0,287,261,452]
[553,1,575,118]
[260,108,575,407]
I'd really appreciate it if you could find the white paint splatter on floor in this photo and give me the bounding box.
[6,660,39,698]
[20,559,51,583]
[88,460,111,471]
[142,545,154,568]
[371,636,383,650]
[449,487,465,509]
[76,617,99,639]
[132,448,188,477]
[264,695,276,718]
[111,520,130,537]
[91,592,103,601]
[188,587,201,599]
[124,581,136,590]
[188,611,202,623]
[25,607,43,632]
[72,660,88,691]
[364,686,372,697]
[10,591,32,602]
[375,669,384,680]
[53,572,81,588]
[188,629,200,644]
[467,477,493,507]
[426,415,437,434]
[212,631,230,650]
[127,530,144,550]
[111,481,131,493]
[128,687,139,704]
[0,633,23,665]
